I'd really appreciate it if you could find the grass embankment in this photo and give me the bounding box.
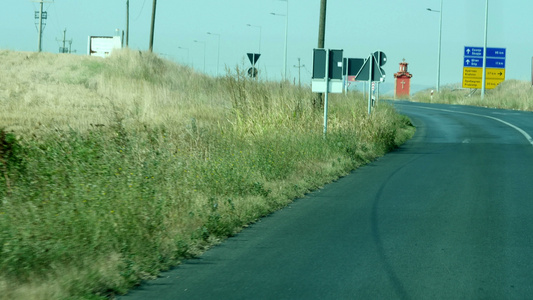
[412,80,533,111]
[0,49,414,299]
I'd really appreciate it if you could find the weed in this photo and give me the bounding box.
[0,129,25,199]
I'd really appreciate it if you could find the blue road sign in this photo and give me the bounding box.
[464,45,506,69]
[464,57,483,67]
[464,47,484,57]
[465,46,506,58]
[486,47,506,58]
[486,57,505,68]
[464,57,505,68]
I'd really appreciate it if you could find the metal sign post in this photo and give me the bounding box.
[323,49,330,137]
[343,58,349,95]
[312,48,343,137]
[376,81,380,105]
[368,54,373,115]
[353,51,386,114]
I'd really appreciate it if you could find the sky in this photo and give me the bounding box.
[2,0,533,90]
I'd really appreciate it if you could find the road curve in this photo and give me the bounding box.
[118,101,533,300]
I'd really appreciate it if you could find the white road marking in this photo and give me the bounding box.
[401,104,533,147]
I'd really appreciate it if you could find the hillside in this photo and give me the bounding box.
[0,49,414,299]
[412,80,533,111]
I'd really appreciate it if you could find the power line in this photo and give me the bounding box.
[134,0,148,21]
[50,1,64,36]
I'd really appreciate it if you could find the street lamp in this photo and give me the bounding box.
[178,46,189,66]
[427,0,442,93]
[207,32,221,76]
[246,24,262,53]
[271,0,288,81]
[194,40,206,73]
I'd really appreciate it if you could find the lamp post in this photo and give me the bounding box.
[178,46,189,66]
[194,40,206,73]
[481,0,489,99]
[207,32,221,76]
[271,0,288,80]
[427,0,443,93]
[246,24,262,53]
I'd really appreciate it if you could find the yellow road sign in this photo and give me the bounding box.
[463,67,505,79]
[485,79,504,89]
[462,67,505,89]
[463,78,482,89]
[463,67,482,78]
[486,68,505,79]
[462,77,504,89]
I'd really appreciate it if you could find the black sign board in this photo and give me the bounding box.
[355,53,386,82]
[345,58,365,77]
[328,49,343,80]
[247,53,261,65]
[312,49,327,79]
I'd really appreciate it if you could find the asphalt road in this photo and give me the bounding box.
[119,101,533,300]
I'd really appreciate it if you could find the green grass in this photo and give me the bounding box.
[0,49,414,299]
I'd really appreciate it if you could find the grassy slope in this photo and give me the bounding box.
[412,80,533,111]
[0,49,414,300]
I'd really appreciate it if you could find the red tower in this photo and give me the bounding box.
[394,60,413,99]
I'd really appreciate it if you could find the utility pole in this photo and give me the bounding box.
[317,0,327,48]
[56,28,72,53]
[61,29,66,52]
[149,0,157,52]
[37,0,44,52]
[316,0,327,107]
[293,58,305,87]
[126,0,130,47]
[34,0,50,52]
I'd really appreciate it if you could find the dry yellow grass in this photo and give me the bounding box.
[1,51,108,133]
[0,49,229,136]
[412,79,533,111]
